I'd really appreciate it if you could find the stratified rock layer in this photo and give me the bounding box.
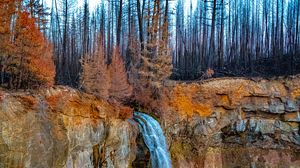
[1,76,300,168]
[0,86,137,168]
[155,76,300,168]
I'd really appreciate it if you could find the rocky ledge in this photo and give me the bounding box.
[0,86,137,168]
[156,76,300,167]
[1,76,300,168]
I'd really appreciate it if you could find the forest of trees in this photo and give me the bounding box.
[48,0,300,81]
[0,0,299,92]
[49,0,172,88]
[175,0,300,79]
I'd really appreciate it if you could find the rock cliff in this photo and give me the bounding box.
[1,76,300,168]
[0,86,137,168]
[157,76,300,167]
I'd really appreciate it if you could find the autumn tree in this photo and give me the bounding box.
[0,0,16,85]
[13,11,55,88]
[81,35,110,99]
[81,36,132,101]
[0,1,55,89]
[128,0,172,102]
[24,0,49,33]
[109,47,133,101]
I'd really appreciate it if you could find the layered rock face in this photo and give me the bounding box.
[158,77,300,167]
[0,86,137,168]
[1,76,300,168]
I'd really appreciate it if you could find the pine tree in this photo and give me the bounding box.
[0,0,17,85]
[137,0,172,87]
[14,11,55,88]
[109,47,133,101]
[81,36,132,101]
[0,1,55,89]
[81,35,110,99]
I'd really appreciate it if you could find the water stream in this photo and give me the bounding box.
[133,112,172,168]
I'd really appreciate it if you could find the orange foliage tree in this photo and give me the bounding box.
[81,36,132,101]
[109,47,133,101]
[0,0,16,85]
[81,35,110,99]
[14,11,55,88]
[0,1,55,89]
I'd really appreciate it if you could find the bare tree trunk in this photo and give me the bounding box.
[218,0,224,68]
[202,0,208,69]
[275,0,280,58]
[162,0,169,43]
[280,0,284,56]
[62,0,71,84]
[208,0,217,68]
[107,0,111,63]
[137,0,144,47]
[83,0,89,55]
[295,0,299,54]
[116,0,123,46]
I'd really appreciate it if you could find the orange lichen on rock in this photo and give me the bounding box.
[45,93,63,107]
[42,87,123,121]
[290,88,300,100]
[217,94,232,109]
[17,95,38,109]
[170,85,213,117]
[220,95,230,104]
[230,84,250,106]
[284,112,300,122]
[64,96,102,119]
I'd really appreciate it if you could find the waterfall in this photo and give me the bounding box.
[133,112,172,168]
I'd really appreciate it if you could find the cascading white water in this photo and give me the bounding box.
[133,112,172,168]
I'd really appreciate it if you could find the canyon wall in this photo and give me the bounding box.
[158,76,300,167]
[1,76,300,168]
[0,86,137,168]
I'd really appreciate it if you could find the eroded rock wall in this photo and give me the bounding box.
[0,86,137,168]
[157,77,300,167]
[1,76,300,168]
